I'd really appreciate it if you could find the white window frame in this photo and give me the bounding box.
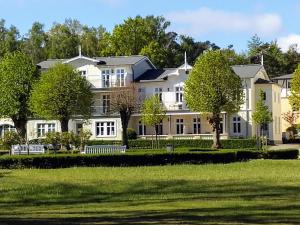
[37,123,56,137]
[79,70,87,78]
[0,124,15,138]
[102,94,110,114]
[95,121,116,137]
[193,118,201,134]
[101,69,110,88]
[154,87,163,102]
[175,86,183,103]
[233,117,241,134]
[116,68,125,87]
[176,118,184,134]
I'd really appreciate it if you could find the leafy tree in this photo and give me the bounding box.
[0,51,39,139]
[109,84,139,148]
[247,34,263,56]
[46,19,81,59]
[21,22,47,63]
[29,63,93,132]
[141,95,166,148]
[1,131,21,152]
[252,90,273,146]
[0,19,20,58]
[289,64,300,111]
[282,111,298,127]
[184,50,244,149]
[140,41,168,68]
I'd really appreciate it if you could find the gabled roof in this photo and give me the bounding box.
[37,55,155,69]
[231,64,263,79]
[272,74,292,80]
[135,69,176,82]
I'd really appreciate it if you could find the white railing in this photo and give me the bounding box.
[138,134,229,140]
[11,144,45,155]
[167,103,189,111]
[82,145,127,154]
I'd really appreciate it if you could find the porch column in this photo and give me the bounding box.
[168,115,172,135]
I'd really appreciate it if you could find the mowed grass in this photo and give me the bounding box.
[0,160,299,225]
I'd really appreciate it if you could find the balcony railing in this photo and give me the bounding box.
[167,103,188,111]
[101,80,126,88]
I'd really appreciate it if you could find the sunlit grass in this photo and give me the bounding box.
[0,160,299,224]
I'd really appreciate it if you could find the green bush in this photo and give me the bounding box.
[0,151,246,169]
[265,149,299,159]
[87,139,256,149]
[127,128,137,140]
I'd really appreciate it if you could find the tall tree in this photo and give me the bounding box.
[21,22,47,63]
[109,84,139,148]
[0,19,20,58]
[184,50,244,149]
[0,51,39,139]
[29,64,93,132]
[141,95,166,148]
[46,19,81,59]
[289,64,300,111]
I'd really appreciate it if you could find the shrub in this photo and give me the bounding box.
[265,149,299,159]
[45,132,61,150]
[79,130,92,151]
[1,131,22,150]
[127,128,137,140]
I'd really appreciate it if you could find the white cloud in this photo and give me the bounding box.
[165,7,282,37]
[278,34,300,52]
[97,0,122,7]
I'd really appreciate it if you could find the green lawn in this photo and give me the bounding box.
[0,160,299,224]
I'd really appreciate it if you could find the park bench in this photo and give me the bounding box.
[11,144,45,155]
[82,145,127,154]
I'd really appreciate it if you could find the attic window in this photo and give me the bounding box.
[185,70,189,75]
[262,92,266,101]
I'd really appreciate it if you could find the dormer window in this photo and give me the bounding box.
[102,70,110,88]
[79,70,87,78]
[175,86,183,103]
[116,69,125,87]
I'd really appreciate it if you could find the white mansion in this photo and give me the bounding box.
[0,54,284,142]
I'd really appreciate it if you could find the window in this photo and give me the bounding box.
[233,117,241,134]
[154,88,163,102]
[220,118,224,134]
[96,121,115,136]
[262,92,266,101]
[138,121,146,135]
[37,123,55,137]
[287,81,291,89]
[155,120,163,135]
[175,86,183,103]
[102,69,110,87]
[76,123,83,135]
[102,95,110,114]
[79,70,87,78]
[193,118,201,134]
[176,119,184,134]
[0,124,15,138]
[116,69,125,87]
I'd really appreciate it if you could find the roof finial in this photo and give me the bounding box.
[79,45,82,57]
[184,51,187,71]
[261,52,264,66]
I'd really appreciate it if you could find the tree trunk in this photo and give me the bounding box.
[60,118,69,132]
[12,117,27,142]
[210,114,222,149]
[120,111,129,149]
[155,125,158,149]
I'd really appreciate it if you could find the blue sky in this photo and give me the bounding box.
[1,0,300,53]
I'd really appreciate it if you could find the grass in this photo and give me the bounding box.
[0,160,300,224]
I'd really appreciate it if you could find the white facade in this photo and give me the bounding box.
[0,55,283,142]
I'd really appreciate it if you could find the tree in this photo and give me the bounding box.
[282,111,299,127]
[289,64,300,112]
[29,63,93,132]
[141,95,166,148]
[252,90,273,140]
[140,41,168,68]
[184,50,244,149]
[109,84,139,148]
[21,22,47,64]
[0,19,20,58]
[0,51,39,139]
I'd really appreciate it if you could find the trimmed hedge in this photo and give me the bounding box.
[87,139,257,149]
[264,149,299,159]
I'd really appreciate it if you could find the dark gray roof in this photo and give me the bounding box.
[231,64,263,78]
[272,74,292,80]
[94,55,148,66]
[37,55,151,69]
[135,69,176,82]
[37,59,64,69]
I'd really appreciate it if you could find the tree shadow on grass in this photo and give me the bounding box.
[0,179,299,224]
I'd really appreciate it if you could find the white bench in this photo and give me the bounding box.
[82,145,127,154]
[11,144,45,155]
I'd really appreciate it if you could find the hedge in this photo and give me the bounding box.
[264,149,299,159]
[87,139,257,149]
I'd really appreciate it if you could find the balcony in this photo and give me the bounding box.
[167,103,189,111]
[91,106,110,116]
[101,80,126,89]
